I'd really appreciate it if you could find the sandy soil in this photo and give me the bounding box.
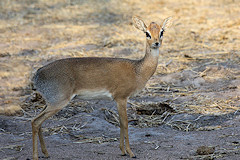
[0,0,240,159]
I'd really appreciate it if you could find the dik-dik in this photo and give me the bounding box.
[31,16,172,159]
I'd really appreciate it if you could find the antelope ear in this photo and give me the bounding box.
[162,16,173,31]
[132,16,147,33]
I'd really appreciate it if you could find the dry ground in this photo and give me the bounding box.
[0,0,240,159]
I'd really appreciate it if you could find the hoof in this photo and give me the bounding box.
[39,156,50,159]
[121,153,127,156]
[131,155,137,158]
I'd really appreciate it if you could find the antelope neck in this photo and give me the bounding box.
[137,43,160,81]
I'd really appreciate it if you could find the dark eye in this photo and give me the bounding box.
[146,32,151,39]
[160,29,164,38]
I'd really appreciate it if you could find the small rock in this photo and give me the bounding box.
[196,146,215,155]
[19,49,39,56]
[0,52,11,57]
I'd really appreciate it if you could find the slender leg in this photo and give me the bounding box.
[32,110,46,160]
[116,98,135,158]
[32,108,61,160]
[36,106,49,157]
[119,114,126,156]
[31,100,68,160]
[38,126,49,157]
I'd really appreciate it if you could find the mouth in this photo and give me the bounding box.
[151,45,160,49]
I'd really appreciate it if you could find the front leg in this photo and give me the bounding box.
[116,98,135,158]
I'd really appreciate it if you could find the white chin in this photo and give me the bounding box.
[151,46,160,49]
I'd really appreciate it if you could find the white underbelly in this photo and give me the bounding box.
[75,89,113,100]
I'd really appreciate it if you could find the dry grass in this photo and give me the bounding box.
[0,0,239,119]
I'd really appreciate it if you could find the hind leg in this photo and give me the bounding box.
[35,107,49,157]
[32,110,47,160]
[31,99,69,160]
[38,126,49,157]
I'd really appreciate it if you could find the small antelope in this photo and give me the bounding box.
[31,16,172,159]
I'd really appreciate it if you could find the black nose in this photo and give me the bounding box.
[155,42,159,46]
